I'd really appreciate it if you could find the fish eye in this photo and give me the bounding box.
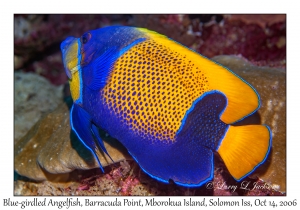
[81,32,91,44]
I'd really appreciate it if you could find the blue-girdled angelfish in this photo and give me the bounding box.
[60,26,272,187]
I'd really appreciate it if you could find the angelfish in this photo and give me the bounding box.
[61,26,272,187]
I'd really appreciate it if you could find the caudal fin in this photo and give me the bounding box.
[217,125,272,181]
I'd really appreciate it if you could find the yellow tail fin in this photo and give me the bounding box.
[217,125,272,181]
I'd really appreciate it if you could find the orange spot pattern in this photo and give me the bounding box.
[102,40,210,142]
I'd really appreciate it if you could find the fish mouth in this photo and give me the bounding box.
[61,37,81,79]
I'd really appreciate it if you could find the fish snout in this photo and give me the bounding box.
[60,36,76,53]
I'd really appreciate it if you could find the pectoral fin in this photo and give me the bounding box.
[85,38,146,91]
[86,47,118,90]
[70,103,112,172]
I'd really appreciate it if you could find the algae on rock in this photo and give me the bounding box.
[14,72,63,142]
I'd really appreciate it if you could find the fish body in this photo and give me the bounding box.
[61,26,272,187]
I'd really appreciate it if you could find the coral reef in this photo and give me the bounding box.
[131,14,286,68]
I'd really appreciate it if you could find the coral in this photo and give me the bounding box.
[225,14,286,29]
[131,15,197,49]
[14,15,43,69]
[24,51,68,86]
[198,15,286,68]
[14,72,63,142]
[14,97,130,181]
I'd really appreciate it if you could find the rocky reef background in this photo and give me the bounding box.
[14,14,286,196]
